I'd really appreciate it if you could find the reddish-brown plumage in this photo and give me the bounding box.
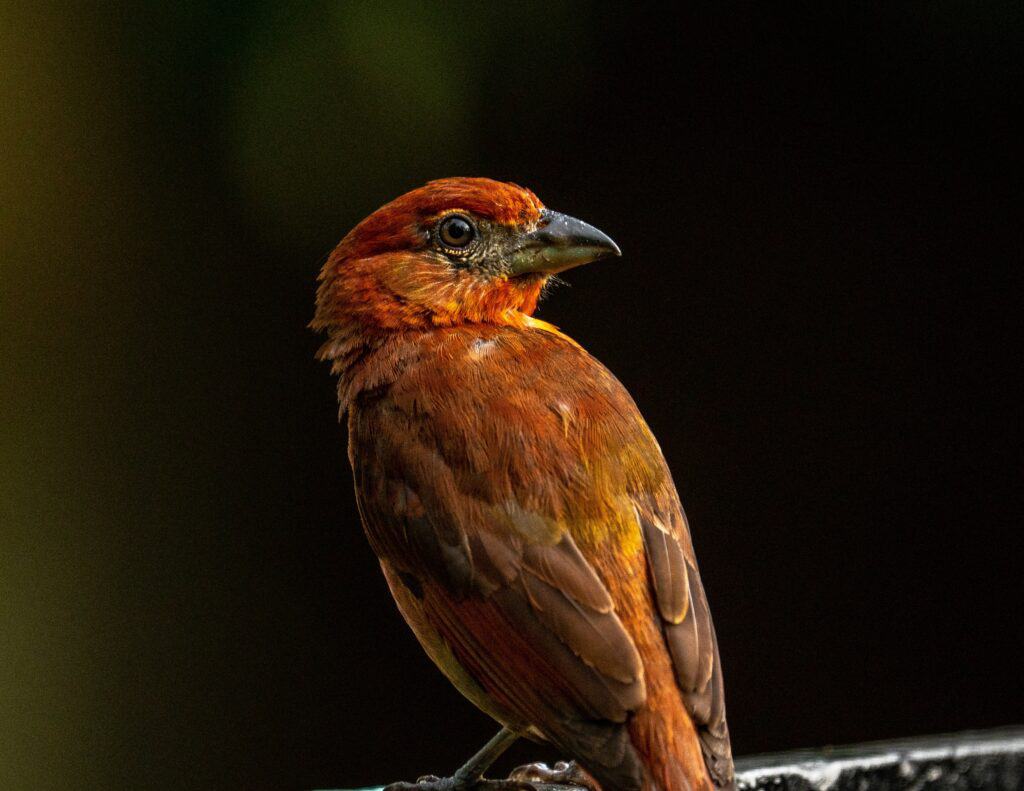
[314,178,734,791]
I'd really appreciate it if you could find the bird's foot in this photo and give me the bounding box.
[508,761,599,791]
[383,760,594,791]
[383,775,540,791]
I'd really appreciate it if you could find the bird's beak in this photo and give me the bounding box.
[508,210,621,276]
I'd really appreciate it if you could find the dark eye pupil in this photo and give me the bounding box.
[441,216,473,247]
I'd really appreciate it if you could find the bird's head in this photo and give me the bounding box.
[312,177,620,351]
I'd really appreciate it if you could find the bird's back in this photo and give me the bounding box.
[346,323,734,791]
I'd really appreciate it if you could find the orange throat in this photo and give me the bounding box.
[312,251,553,408]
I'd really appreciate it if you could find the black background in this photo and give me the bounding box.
[2,4,1021,790]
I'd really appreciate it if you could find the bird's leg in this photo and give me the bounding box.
[508,761,599,791]
[384,728,530,791]
[452,727,520,785]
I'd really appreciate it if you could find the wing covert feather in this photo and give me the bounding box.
[638,502,734,787]
[351,402,646,721]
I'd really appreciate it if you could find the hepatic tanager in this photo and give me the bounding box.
[313,178,734,791]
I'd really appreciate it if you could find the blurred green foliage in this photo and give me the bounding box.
[0,2,587,788]
[2,5,137,788]
[227,0,581,239]
[229,2,477,237]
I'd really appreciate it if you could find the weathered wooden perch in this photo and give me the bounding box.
[318,727,1024,791]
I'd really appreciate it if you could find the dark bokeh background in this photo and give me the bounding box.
[2,3,1022,790]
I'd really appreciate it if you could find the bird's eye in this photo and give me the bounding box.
[438,215,475,249]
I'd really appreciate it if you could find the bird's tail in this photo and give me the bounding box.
[626,684,728,791]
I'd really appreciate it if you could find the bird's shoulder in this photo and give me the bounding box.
[353,323,650,435]
[358,322,620,397]
[349,323,671,519]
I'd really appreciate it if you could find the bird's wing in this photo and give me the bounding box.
[635,493,733,786]
[351,399,647,787]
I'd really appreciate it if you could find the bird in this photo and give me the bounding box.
[312,178,734,791]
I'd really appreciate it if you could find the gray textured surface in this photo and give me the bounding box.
[734,727,1024,790]
[321,726,1024,791]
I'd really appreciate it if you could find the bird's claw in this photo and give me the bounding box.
[383,776,540,791]
[508,761,598,791]
[384,759,595,791]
